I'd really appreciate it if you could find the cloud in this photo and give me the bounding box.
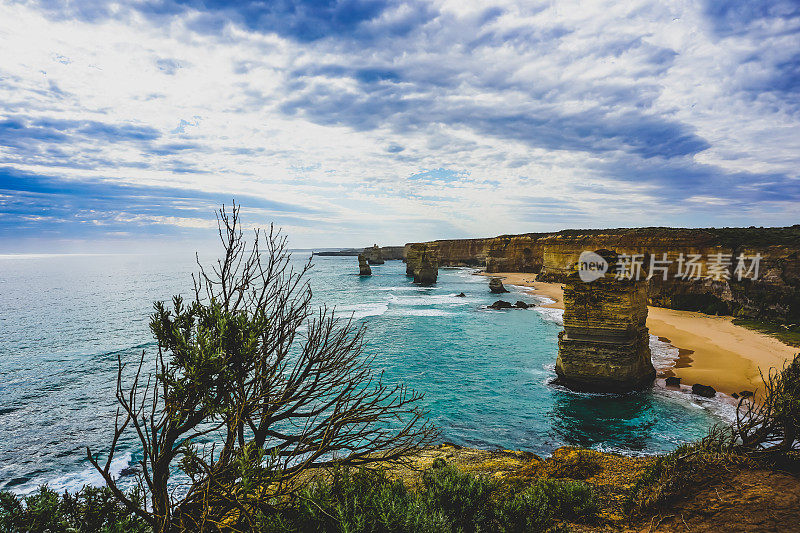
[0,0,798,250]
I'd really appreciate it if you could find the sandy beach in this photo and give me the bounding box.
[485,272,798,395]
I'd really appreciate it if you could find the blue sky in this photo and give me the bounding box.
[0,0,798,252]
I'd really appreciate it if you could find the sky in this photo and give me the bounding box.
[0,0,798,252]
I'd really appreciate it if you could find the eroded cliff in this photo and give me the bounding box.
[406,226,800,322]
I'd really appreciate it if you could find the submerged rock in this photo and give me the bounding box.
[358,254,372,276]
[692,383,717,397]
[489,277,509,293]
[665,376,681,387]
[488,300,513,309]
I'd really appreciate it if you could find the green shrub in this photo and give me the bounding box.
[543,450,602,480]
[420,464,498,532]
[264,467,448,533]
[497,483,552,532]
[0,486,147,533]
[534,479,598,521]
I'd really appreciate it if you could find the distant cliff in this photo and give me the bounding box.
[405,226,800,323]
[314,245,405,260]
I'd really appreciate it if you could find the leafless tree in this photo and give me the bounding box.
[87,202,436,531]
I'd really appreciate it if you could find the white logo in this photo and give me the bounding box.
[577,251,608,283]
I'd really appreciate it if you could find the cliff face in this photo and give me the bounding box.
[406,226,800,322]
[556,252,655,392]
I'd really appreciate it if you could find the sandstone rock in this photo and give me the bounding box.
[489,277,508,293]
[665,376,681,387]
[692,383,717,397]
[404,226,800,323]
[488,300,513,309]
[358,254,372,276]
[455,292,466,297]
[364,244,385,265]
[556,250,656,393]
[406,243,439,284]
[514,301,531,309]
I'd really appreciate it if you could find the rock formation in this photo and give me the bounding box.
[406,243,439,284]
[488,300,513,309]
[691,383,717,397]
[489,277,509,293]
[364,244,385,265]
[555,250,655,393]
[405,226,800,323]
[358,254,372,276]
[665,376,681,387]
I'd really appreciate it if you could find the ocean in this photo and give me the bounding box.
[0,252,734,494]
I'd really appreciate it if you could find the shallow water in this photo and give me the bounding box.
[0,253,732,493]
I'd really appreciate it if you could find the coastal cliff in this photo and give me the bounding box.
[406,226,800,323]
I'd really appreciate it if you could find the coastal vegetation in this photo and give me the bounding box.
[732,318,800,347]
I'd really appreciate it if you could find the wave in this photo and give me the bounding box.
[649,334,679,372]
[13,452,133,496]
[534,306,563,325]
[388,294,477,306]
[391,308,456,317]
[336,302,389,320]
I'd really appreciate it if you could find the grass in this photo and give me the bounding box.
[732,318,800,347]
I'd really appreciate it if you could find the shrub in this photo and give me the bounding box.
[542,449,602,480]
[0,486,147,533]
[532,478,598,521]
[420,464,497,532]
[735,353,800,457]
[626,427,744,514]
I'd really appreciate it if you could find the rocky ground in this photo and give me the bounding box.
[389,444,800,533]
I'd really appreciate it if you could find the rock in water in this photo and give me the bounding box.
[739,390,754,398]
[406,243,439,284]
[489,277,508,293]
[488,300,513,309]
[455,292,466,297]
[555,249,656,393]
[358,254,372,276]
[692,383,716,397]
[364,244,385,265]
[665,376,681,387]
[514,301,531,309]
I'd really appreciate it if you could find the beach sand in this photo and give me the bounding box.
[484,272,798,395]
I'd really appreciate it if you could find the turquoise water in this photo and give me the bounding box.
[0,253,732,494]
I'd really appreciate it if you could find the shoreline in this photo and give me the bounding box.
[483,272,798,395]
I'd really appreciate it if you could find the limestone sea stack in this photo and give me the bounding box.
[489,277,509,293]
[406,243,439,284]
[364,244,385,265]
[358,254,372,276]
[555,249,656,393]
